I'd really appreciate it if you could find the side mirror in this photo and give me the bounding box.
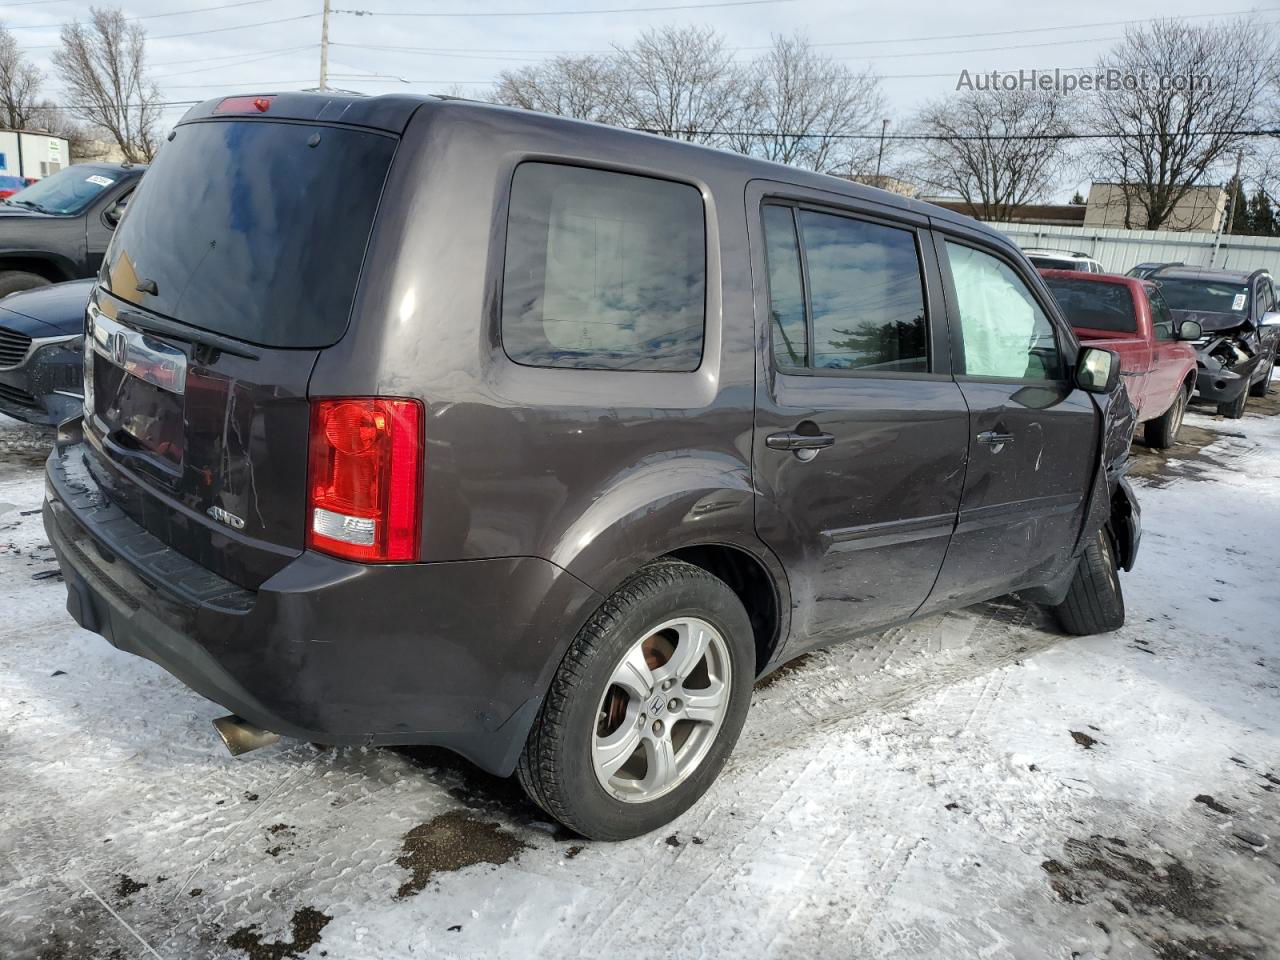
[103,196,128,228]
[1177,319,1202,341]
[1076,346,1120,394]
[1261,311,1280,328]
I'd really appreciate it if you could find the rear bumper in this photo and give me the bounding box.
[43,442,601,775]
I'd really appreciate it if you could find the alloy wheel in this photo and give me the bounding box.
[591,617,732,803]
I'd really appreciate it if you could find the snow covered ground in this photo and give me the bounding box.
[1,399,1278,960]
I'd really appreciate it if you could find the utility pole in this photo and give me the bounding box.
[319,0,331,92]
[874,118,889,181]
[1210,151,1243,268]
[1223,150,1245,235]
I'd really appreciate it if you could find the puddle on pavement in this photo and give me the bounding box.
[394,809,530,899]
[226,906,332,960]
[1127,424,1238,488]
[1041,834,1264,960]
[112,874,147,901]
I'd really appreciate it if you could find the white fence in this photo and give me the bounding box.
[986,221,1280,276]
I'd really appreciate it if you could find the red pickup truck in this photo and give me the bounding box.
[1041,270,1200,448]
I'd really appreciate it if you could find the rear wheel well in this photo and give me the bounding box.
[667,545,781,677]
[0,257,66,282]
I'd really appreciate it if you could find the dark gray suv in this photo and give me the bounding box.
[43,93,1139,840]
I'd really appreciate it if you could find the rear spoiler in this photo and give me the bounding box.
[179,91,429,135]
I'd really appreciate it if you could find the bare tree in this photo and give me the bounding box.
[492,55,622,124]
[1090,19,1271,230]
[729,34,884,173]
[913,88,1075,220]
[0,22,46,129]
[611,25,742,144]
[54,7,162,163]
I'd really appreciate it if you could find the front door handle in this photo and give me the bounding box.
[766,430,836,452]
[977,431,1015,450]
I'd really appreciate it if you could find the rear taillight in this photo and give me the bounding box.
[307,397,423,563]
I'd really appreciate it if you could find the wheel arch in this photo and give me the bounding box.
[665,543,787,678]
[0,253,78,283]
[545,454,793,678]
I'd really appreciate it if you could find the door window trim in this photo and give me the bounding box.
[931,228,1077,386]
[758,195,950,382]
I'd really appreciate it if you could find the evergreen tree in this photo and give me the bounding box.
[1247,188,1277,237]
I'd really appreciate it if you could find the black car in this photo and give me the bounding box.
[43,93,1139,840]
[1149,266,1280,418]
[0,279,92,424]
[1126,261,1183,280]
[0,162,144,298]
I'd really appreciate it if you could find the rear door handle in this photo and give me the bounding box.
[766,431,836,451]
[977,431,1015,446]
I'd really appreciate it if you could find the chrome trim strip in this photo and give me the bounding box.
[88,302,187,395]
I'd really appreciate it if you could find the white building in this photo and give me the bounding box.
[0,129,72,181]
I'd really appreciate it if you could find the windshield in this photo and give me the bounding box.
[1154,278,1249,316]
[1044,277,1136,332]
[4,164,120,214]
[101,119,396,348]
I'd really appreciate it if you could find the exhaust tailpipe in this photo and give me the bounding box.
[212,715,281,757]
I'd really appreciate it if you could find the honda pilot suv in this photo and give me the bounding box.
[44,93,1139,840]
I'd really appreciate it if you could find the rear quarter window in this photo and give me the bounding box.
[500,162,706,372]
[1044,278,1137,333]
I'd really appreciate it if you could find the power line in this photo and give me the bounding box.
[161,79,320,88]
[331,7,1271,56]
[20,12,320,49]
[330,32,1137,65]
[333,0,797,17]
[760,8,1271,49]
[151,43,315,68]
[5,0,277,31]
[632,126,1280,141]
[153,47,316,79]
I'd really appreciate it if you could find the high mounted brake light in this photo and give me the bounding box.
[307,398,424,563]
[214,95,274,115]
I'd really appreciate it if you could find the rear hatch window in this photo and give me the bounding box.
[101,119,396,348]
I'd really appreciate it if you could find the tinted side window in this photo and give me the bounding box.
[946,241,1062,380]
[1148,287,1176,340]
[1257,279,1275,317]
[762,204,808,368]
[501,163,705,372]
[798,210,927,372]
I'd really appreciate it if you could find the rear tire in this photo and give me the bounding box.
[517,559,754,841]
[1143,388,1187,450]
[1052,528,1126,636]
[0,270,51,299]
[1217,389,1248,419]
